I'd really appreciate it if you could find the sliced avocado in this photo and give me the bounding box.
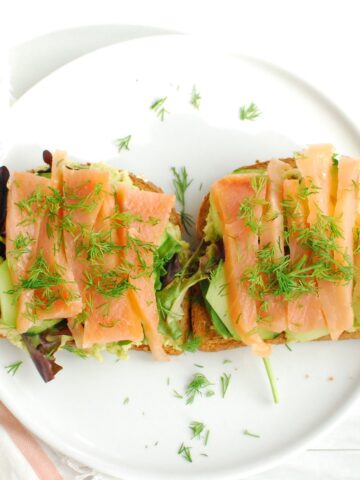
[286,328,329,343]
[203,194,222,242]
[352,276,360,327]
[0,260,16,328]
[205,261,240,339]
[200,281,232,338]
[206,263,281,341]
[27,319,62,335]
[0,260,62,334]
[258,328,279,340]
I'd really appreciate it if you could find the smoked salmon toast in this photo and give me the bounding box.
[0,151,194,381]
[193,145,360,353]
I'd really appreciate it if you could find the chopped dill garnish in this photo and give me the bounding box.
[11,233,34,260]
[16,188,44,216]
[239,102,261,121]
[204,429,210,446]
[354,227,360,255]
[123,397,130,405]
[185,373,213,404]
[205,390,215,397]
[332,153,339,166]
[250,175,267,196]
[297,180,321,200]
[115,135,132,152]
[223,359,232,364]
[220,373,231,398]
[190,421,205,439]
[166,377,170,385]
[5,361,23,376]
[150,97,169,121]
[171,166,194,234]
[13,251,67,292]
[194,363,204,368]
[243,429,260,438]
[64,182,103,213]
[190,85,201,110]
[148,216,160,226]
[285,343,292,352]
[237,176,268,234]
[173,390,183,399]
[178,443,192,462]
[181,335,201,352]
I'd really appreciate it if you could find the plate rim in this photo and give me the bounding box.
[3,32,360,479]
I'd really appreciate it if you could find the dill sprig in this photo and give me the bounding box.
[173,390,183,399]
[20,252,66,291]
[181,335,201,352]
[185,373,213,404]
[237,174,268,234]
[178,443,192,462]
[150,97,169,121]
[115,135,131,152]
[10,233,34,260]
[16,188,45,225]
[220,373,231,398]
[76,230,122,264]
[263,357,279,404]
[171,166,194,234]
[5,361,23,376]
[243,429,260,438]
[64,182,103,213]
[239,102,261,121]
[190,85,201,110]
[190,421,205,439]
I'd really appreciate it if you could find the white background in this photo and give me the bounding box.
[2,1,360,479]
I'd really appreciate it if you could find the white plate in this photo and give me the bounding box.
[3,35,360,480]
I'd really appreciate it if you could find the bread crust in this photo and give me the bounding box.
[192,158,360,351]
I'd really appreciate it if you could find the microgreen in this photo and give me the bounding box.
[185,373,213,404]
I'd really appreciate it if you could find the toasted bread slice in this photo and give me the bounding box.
[0,170,190,356]
[192,158,360,351]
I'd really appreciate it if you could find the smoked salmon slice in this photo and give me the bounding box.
[319,156,359,338]
[6,172,50,332]
[295,144,335,220]
[258,159,290,333]
[283,178,326,332]
[211,174,271,357]
[295,145,356,339]
[116,184,175,361]
[61,168,110,346]
[82,191,144,348]
[6,167,83,332]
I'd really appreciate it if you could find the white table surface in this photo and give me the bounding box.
[4,1,360,478]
